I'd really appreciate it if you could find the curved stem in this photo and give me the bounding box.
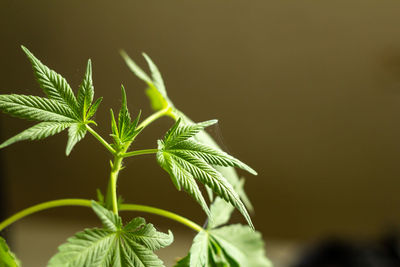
[122,149,158,158]
[109,156,123,215]
[0,199,92,232]
[138,107,171,130]
[0,199,203,233]
[86,125,116,154]
[120,204,203,232]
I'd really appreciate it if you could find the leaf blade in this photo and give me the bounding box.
[0,121,72,149]
[21,45,78,113]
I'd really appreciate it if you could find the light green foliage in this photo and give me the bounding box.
[157,119,255,229]
[48,202,173,267]
[0,237,20,267]
[175,226,270,267]
[121,51,255,212]
[0,47,269,267]
[110,86,142,151]
[0,46,102,155]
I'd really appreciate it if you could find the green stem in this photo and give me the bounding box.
[110,156,123,215]
[0,199,203,233]
[0,199,92,232]
[86,125,116,154]
[122,149,158,158]
[120,204,203,232]
[138,107,171,130]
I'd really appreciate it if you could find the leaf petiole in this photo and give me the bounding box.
[122,148,158,158]
[86,125,116,154]
[137,107,171,131]
[0,199,203,233]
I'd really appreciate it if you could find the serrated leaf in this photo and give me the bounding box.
[110,87,142,149]
[184,225,271,267]
[77,59,94,119]
[124,217,174,251]
[158,149,211,217]
[49,215,173,267]
[92,201,122,231]
[0,122,72,149]
[126,54,256,212]
[66,123,86,155]
[210,225,272,267]
[190,231,209,267]
[118,85,131,138]
[0,237,21,267]
[0,94,76,122]
[158,120,253,229]
[172,140,257,175]
[164,119,217,149]
[21,46,78,114]
[86,97,102,120]
[207,179,245,229]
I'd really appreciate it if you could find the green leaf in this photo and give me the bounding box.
[123,217,174,251]
[142,53,167,97]
[110,87,142,150]
[0,237,21,267]
[157,120,253,229]
[92,201,122,231]
[0,94,76,122]
[172,140,257,175]
[120,51,171,111]
[158,149,211,217]
[86,97,102,120]
[189,231,209,267]
[21,46,78,113]
[184,225,271,267]
[49,202,173,267]
[0,122,72,149]
[210,225,272,267]
[123,52,255,212]
[77,59,94,119]
[146,87,169,111]
[164,119,217,149]
[66,123,87,156]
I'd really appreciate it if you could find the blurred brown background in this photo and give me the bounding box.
[1,1,400,263]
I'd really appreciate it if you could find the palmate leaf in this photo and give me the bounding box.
[49,202,173,267]
[121,51,255,212]
[110,86,142,149]
[0,46,102,155]
[0,94,76,122]
[0,122,72,149]
[174,225,271,267]
[157,119,255,229]
[22,45,78,114]
[0,237,21,267]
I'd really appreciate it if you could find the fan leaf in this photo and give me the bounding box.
[66,123,87,156]
[0,94,76,122]
[49,202,173,267]
[21,46,78,114]
[0,122,72,149]
[157,120,253,229]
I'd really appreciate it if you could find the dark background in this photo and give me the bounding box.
[1,0,400,242]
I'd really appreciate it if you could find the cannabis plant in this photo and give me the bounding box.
[0,46,271,267]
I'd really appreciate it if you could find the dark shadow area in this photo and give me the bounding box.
[293,232,400,267]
